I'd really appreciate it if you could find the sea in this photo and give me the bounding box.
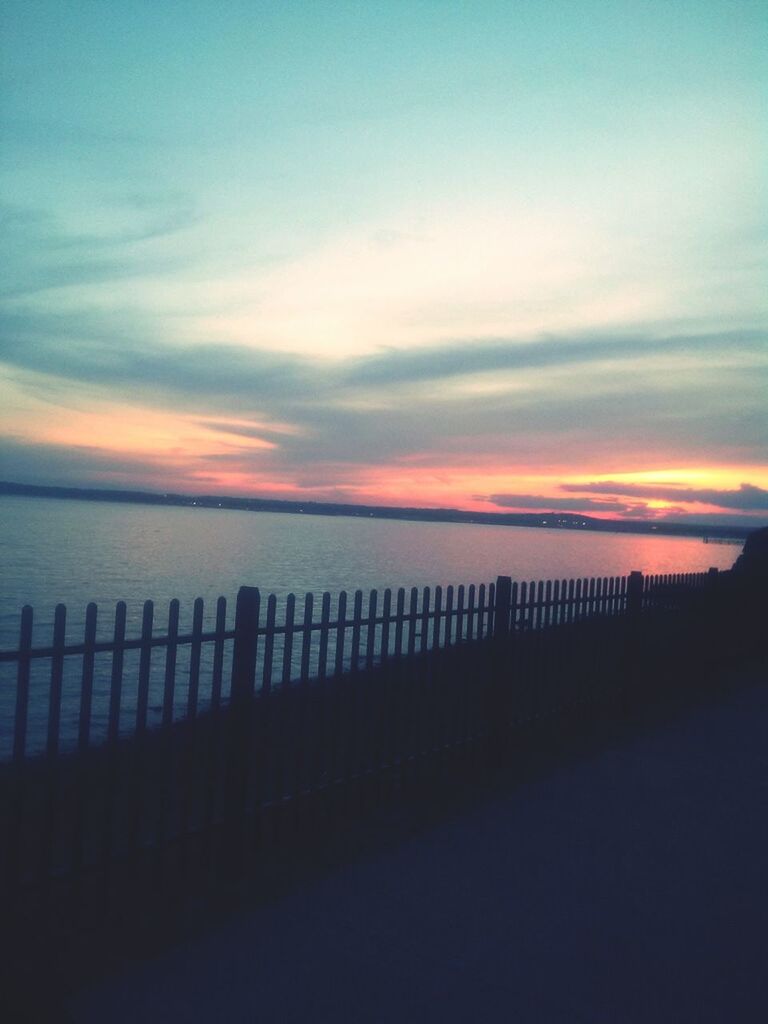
[0,494,741,756]
[0,494,740,647]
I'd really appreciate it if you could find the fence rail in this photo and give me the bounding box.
[0,567,720,900]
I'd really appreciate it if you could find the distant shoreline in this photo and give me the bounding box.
[0,480,754,542]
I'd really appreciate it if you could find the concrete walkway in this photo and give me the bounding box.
[70,669,768,1024]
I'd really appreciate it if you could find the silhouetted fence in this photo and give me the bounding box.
[0,568,721,900]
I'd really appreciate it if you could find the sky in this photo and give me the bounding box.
[1,0,766,526]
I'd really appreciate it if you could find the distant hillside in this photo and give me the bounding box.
[0,480,754,541]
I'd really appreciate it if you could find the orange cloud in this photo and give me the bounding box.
[46,407,276,457]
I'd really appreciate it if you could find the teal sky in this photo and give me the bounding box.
[1,1,766,523]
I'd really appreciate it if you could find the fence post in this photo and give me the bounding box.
[627,570,644,617]
[231,586,260,705]
[225,586,260,873]
[701,567,722,663]
[622,571,645,708]
[487,577,513,772]
[494,576,512,639]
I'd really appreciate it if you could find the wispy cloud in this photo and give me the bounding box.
[487,493,660,516]
[2,311,767,492]
[561,481,768,511]
[346,331,766,388]
[0,195,200,300]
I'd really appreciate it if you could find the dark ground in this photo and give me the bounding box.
[57,662,768,1024]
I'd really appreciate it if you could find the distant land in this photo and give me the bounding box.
[0,480,755,541]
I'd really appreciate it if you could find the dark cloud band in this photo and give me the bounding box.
[560,481,768,511]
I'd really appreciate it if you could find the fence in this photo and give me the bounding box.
[0,568,719,900]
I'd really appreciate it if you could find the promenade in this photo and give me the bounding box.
[69,663,768,1024]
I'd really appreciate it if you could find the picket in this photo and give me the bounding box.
[0,567,722,894]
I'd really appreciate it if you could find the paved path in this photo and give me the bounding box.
[71,671,768,1023]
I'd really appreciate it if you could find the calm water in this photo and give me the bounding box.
[0,495,739,757]
[0,494,738,648]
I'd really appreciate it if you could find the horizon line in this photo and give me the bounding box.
[0,480,757,540]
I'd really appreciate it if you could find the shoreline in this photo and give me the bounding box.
[0,480,756,542]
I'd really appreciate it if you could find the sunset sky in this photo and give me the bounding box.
[1,1,766,526]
